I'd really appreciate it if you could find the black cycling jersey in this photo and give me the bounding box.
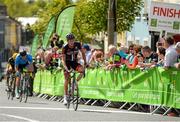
[62,42,82,62]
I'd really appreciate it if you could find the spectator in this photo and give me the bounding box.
[119,46,128,63]
[89,49,104,65]
[56,40,64,49]
[82,44,92,65]
[136,52,144,68]
[174,42,180,69]
[157,47,166,67]
[164,37,178,68]
[140,46,158,68]
[105,45,121,69]
[35,48,46,69]
[125,45,141,69]
[128,44,134,54]
[156,36,165,49]
[126,44,135,64]
[51,46,60,68]
[50,33,60,48]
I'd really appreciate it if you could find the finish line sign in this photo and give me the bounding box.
[149,1,180,33]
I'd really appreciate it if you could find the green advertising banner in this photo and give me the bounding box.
[56,5,76,41]
[31,34,39,57]
[42,16,56,49]
[33,67,180,109]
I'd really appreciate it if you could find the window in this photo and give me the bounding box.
[128,41,133,47]
[136,40,139,45]
[0,34,4,48]
[144,41,148,46]
[0,21,4,31]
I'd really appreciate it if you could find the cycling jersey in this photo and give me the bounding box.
[15,54,33,68]
[62,42,81,62]
[7,53,19,71]
[12,53,18,60]
[62,42,82,72]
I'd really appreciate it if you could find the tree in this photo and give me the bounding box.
[0,0,46,17]
[73,0,143,37]
[31,0,142,42]
[116,0,142,32]
[31,0,71,34]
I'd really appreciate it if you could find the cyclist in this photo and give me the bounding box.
[15,50,34,98]
[5,52,18,91]
[62,33,86,105]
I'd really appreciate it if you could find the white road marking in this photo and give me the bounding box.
[0,106,151,115]
[0,113,39,122]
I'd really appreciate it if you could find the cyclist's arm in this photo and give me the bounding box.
[15,56,20,72]
[80,48,86,66]
[61,48,68,71]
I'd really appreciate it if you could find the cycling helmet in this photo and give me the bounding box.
[66,33,75,40]
[20,50,27,56]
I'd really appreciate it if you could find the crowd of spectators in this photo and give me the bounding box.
[34,33,180,72]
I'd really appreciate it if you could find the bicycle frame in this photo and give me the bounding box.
[66,69,79,111]
[19,70,31,103]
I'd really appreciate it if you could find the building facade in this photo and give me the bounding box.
[0,4,22,61]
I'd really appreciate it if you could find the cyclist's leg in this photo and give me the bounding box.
[64,71,70,94]
[29,73,35,96]
[63,63,70,105]
[15,70,21,98]
[15,64,24,98]
[6,70,10,91]
[74,62,84,82]
[26,64,34,96]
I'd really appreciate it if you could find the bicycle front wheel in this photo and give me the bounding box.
[72,82,79,111]
[24,86,29,103]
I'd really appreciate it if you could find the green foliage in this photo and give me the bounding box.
[1,0,142,43]
[31,0,71,34]
[74,0,107,34]
[73,0,143,36]
[116,0,143,32]
[2,0,38,17]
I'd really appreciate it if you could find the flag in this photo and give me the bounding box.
[56,5,76,41]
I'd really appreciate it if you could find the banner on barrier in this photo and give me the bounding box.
[33,67,180,109]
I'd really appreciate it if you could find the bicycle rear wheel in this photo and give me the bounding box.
[72,82,79,111]
[24,77,31,103]
[19,89,23,102]
[11,90,15,100]
[24,86,29,103]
